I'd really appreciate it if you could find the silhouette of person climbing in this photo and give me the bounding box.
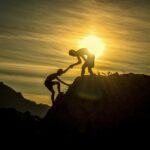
[69,48,95,76]
[44,66,71,105]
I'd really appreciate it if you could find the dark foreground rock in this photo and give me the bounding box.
[1,74,150,146]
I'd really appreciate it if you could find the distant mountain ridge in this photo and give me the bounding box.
[0,82,49,118]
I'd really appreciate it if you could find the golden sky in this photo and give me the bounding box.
[0,0,150,105]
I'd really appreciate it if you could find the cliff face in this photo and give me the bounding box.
[44,74,150,131]
[0,82,49,118]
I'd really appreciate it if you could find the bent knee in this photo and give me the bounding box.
[44,80,52,89]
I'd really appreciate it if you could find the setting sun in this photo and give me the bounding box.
[79,35,106,58]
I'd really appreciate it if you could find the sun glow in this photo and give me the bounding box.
[79,35,106,58]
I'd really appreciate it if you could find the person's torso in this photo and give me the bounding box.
[46,73,57,81]
[77,48,89,56]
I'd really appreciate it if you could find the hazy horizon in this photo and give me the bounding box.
[0,0,150,105]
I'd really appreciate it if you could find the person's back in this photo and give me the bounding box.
[45,73,58,82]
[77,48,89,56]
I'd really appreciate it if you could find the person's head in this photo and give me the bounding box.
[57,69,63,76]
[69,49,76,56]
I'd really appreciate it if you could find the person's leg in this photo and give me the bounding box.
[57,82,61,93]
[55,82,61,93]
[51,88,55,105]
[88,67,94,75]
[44,81,55,104]
[52,81,61,93]
[81,63,87,76]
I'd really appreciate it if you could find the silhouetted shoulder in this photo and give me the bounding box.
[77,48,89,55]
[45,73,58,81]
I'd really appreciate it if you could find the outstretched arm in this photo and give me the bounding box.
[81,55,86,61]
[56,77,71,86]
[63,65,72,74]
[71,56,82,67]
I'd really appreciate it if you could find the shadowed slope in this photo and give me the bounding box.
[0,74,150,145]
[44,74,150,133]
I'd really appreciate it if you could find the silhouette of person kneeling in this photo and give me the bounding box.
[69,48,95,76]
[44,67,71,105]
